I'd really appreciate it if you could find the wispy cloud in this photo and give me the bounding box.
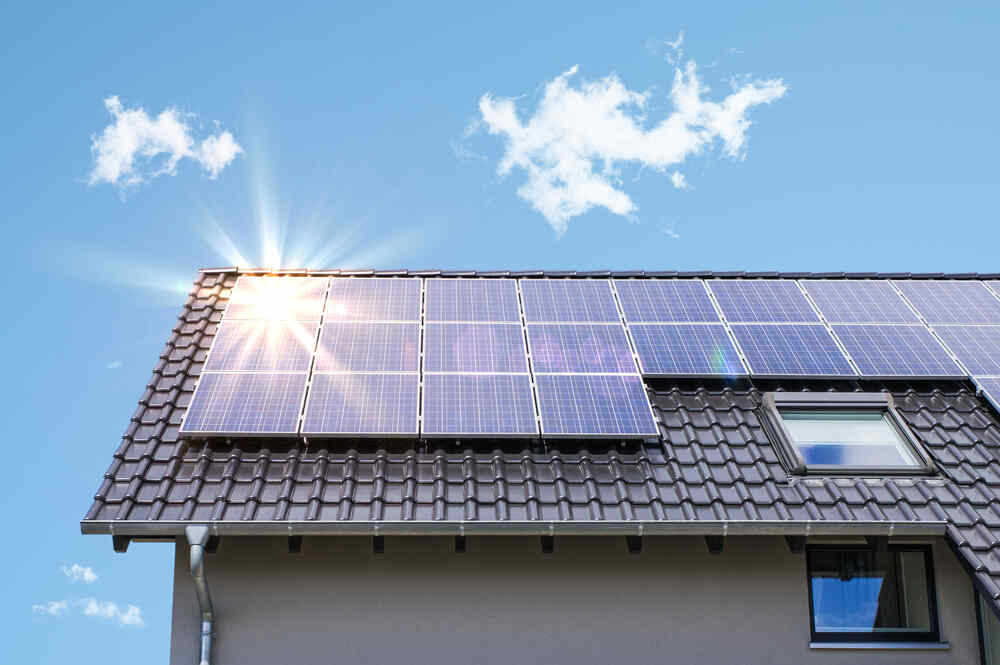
[32,598,144,628]
[89,96,243,190]
[476,42,787,234]
[61,564,98,584]
[106,360,123,369]
[32,601,69,616]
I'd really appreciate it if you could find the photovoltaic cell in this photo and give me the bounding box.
[932,325,1000,375]
[832,325,963,377]
[614,279,720,322]
[314,322,419,372]
[534,374,657,437]
[181,373,308,435]
[708,280,820,323]
[424,323,528,373]
[520,280,621,322]
[302,373,418,435]
[629,324,746,376]
[325,278,421,322]
[894,281,1000,324]
[422,374,538,436]
[730,324,854,376]
[425,279,520,322]
[225,276,329,321]
[204,320,318,372]
[801,280,919,323]
[526,324,635,373]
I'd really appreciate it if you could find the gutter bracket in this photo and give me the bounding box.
[186,525,214,665]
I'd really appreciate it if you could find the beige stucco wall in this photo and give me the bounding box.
[170,535,980,665]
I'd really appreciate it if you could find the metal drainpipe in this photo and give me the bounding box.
[185,525,214,665]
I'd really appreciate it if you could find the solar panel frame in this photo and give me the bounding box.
[225,276,329,321]
[831,324,965,378]
[974,376,1000,414]
[729,324,856,377]
[314,322,420,373]
[203,320,319,372]
[424,323,529,373]
[180,372,309,437]
[424,278,521,322]
[800,280,920,324]
[301,372,420,437]
[628,323,748,377]
[520,279,622,322]
[534,374,659,438]
[325,277,422,322]
[421,373,539,437]
[707,280,821,323]
[526,323,637,374]
[613,279,721,323]
[931,325,1000,375]
[894,280,1000,324]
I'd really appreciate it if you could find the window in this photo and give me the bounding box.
[807,545,939,643]
[761,393,933,475]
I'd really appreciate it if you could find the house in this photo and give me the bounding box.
[82,268,1000,665]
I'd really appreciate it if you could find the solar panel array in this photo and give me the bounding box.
[183,275,1000,440]
[422,279,537,436]
[523,280,657,437]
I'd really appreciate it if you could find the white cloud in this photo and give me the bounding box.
[670,171,691,190]
[82,598,145,627]
[106,360,123,369]
[32,600,69,616]
[89,96,243,189]
[61,564,98,584]
[478,56,787,234]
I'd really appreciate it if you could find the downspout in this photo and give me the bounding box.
[185,526,214,665]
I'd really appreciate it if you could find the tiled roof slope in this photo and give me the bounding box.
[83,270,1000,615]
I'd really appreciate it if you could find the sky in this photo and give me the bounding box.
[2,1,999,662]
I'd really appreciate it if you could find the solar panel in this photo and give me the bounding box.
[730,324,854,376]
[225,276,328,321]
[894,281,1000,324]
[831,324,964,377]
[422,374,538,436]
[932,325,1000,375]
[801,280,919,324]
[629,324,746,376]
[975,377,1000,412]
[424,323,528,373]
[425,278,520,322]
[181,372,308,436]
[707,280,820,323]
[534,374,657,437]
[203,320,318,372]
[614,279,720,322]
[314,322,419,372]
[325,278,421,322]
[526,324,636,373]
[520,280,620,322]
[301,373,419,436]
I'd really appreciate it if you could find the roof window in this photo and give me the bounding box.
[762,393,934,475]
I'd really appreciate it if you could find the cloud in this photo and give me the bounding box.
[61,564,98,584]
[670,171,691,190]
[33,601,69,616]
[82,598,145,627]
[89,96,243,190]
[477,55,786,234]
[106,360,123,369]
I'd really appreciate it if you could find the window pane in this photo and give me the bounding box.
[809,549,933,634]
[781,410,918,468]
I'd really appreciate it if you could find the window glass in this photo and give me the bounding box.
[808,548,936,640]
[780,410,918,468]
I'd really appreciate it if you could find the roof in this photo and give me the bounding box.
[82,269,1000,616]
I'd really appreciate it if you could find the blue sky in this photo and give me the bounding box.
[2,1,999,662]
